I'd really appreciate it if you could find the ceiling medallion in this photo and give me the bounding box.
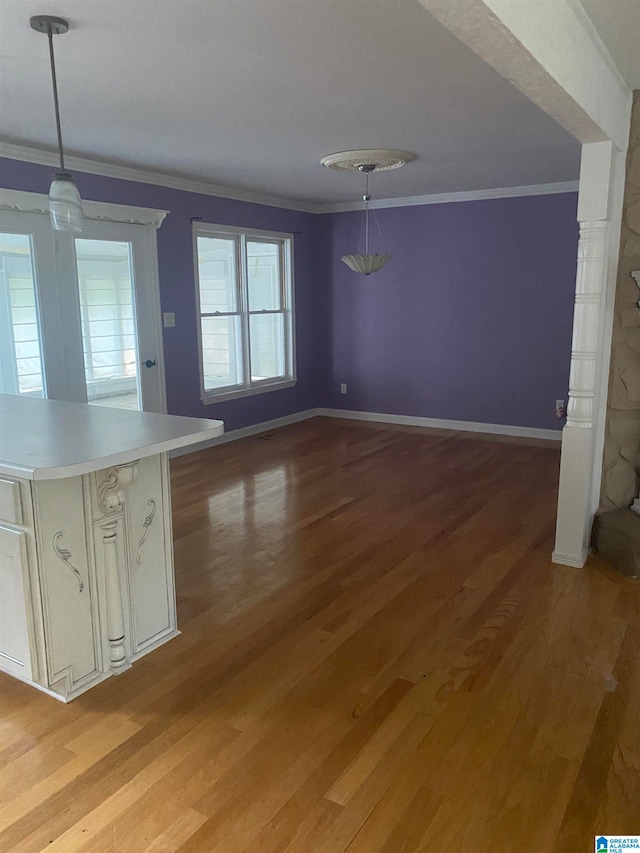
[320,149,414,172]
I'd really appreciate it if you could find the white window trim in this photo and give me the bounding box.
[193,221,297,404]
[0,188,168,229]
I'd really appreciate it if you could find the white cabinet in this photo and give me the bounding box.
[0,477,23,524]
[0,393,223,701]
[34,476,103,697]
[0,525,33,681]
[0,455,179,702]
[123,454,176,656]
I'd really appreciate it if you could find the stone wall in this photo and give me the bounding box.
[600,91,640,511]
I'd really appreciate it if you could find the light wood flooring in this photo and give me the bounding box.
[1,417,638,852]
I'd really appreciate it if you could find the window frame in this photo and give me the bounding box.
[193,222,296,404]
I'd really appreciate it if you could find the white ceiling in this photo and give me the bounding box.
[0,0,626,205]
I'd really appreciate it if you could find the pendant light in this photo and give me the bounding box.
[342,164,390,275]
[30,15,83,233]
[321,149,414,276]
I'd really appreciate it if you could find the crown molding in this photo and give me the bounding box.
[1,140,578,216]
[0,141,317,215]
[0,188,168,228]
[316,181,579,213]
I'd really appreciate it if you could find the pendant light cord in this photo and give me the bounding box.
[363,171,370,255]
[46,23,65,172]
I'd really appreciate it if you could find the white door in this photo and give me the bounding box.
[0,211,166,413]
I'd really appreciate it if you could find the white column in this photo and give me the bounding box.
[101,518,129,673]
[553,223,605,566]
[553,141,625,567]
[96,461,138,674]
[566,220,607,429]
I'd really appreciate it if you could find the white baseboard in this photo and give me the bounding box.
[552,550,588,568]
[315,408,563,442]
[169,408,319,457]
[171,405,563,458]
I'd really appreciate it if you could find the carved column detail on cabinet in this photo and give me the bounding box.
[100,519,128,673]
[95,461,139,674]
[97,462,139,514]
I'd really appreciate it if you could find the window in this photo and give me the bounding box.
[0,231,45,397]
[76,239,138,408]
[0,194,167,412]
[194,223,296,402]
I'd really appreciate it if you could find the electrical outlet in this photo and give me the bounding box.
[555,399,566,418]
[340,383,347,394]
[163,312,175,327]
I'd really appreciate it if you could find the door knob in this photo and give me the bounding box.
[143,359,156,368]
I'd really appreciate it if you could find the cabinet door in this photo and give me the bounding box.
[0,525,33,681]
[34,478,102,694]
[126,454,177,655]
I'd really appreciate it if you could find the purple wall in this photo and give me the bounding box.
[326,193,578,431]
[0,157,330,431]
[1,158,577,433]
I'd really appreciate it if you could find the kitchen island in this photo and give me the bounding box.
[0,395,223,701]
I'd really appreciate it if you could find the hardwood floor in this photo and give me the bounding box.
[1,417,638,852]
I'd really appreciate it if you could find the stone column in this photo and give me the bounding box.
[600,92,640,513]
[591,92,640,577]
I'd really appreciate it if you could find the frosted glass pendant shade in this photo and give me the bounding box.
[49,171,83,232]
[341,253,392,275]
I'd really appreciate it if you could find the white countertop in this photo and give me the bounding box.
[0,395,224,480]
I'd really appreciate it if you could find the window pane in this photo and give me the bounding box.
[0,232,45,397]
[247,241,281,311]
[197,237,238,313]
[201,315,242,390]
[76,239,139,410]
[250,313,285,381]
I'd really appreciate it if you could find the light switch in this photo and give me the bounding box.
[163,312,175,327]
